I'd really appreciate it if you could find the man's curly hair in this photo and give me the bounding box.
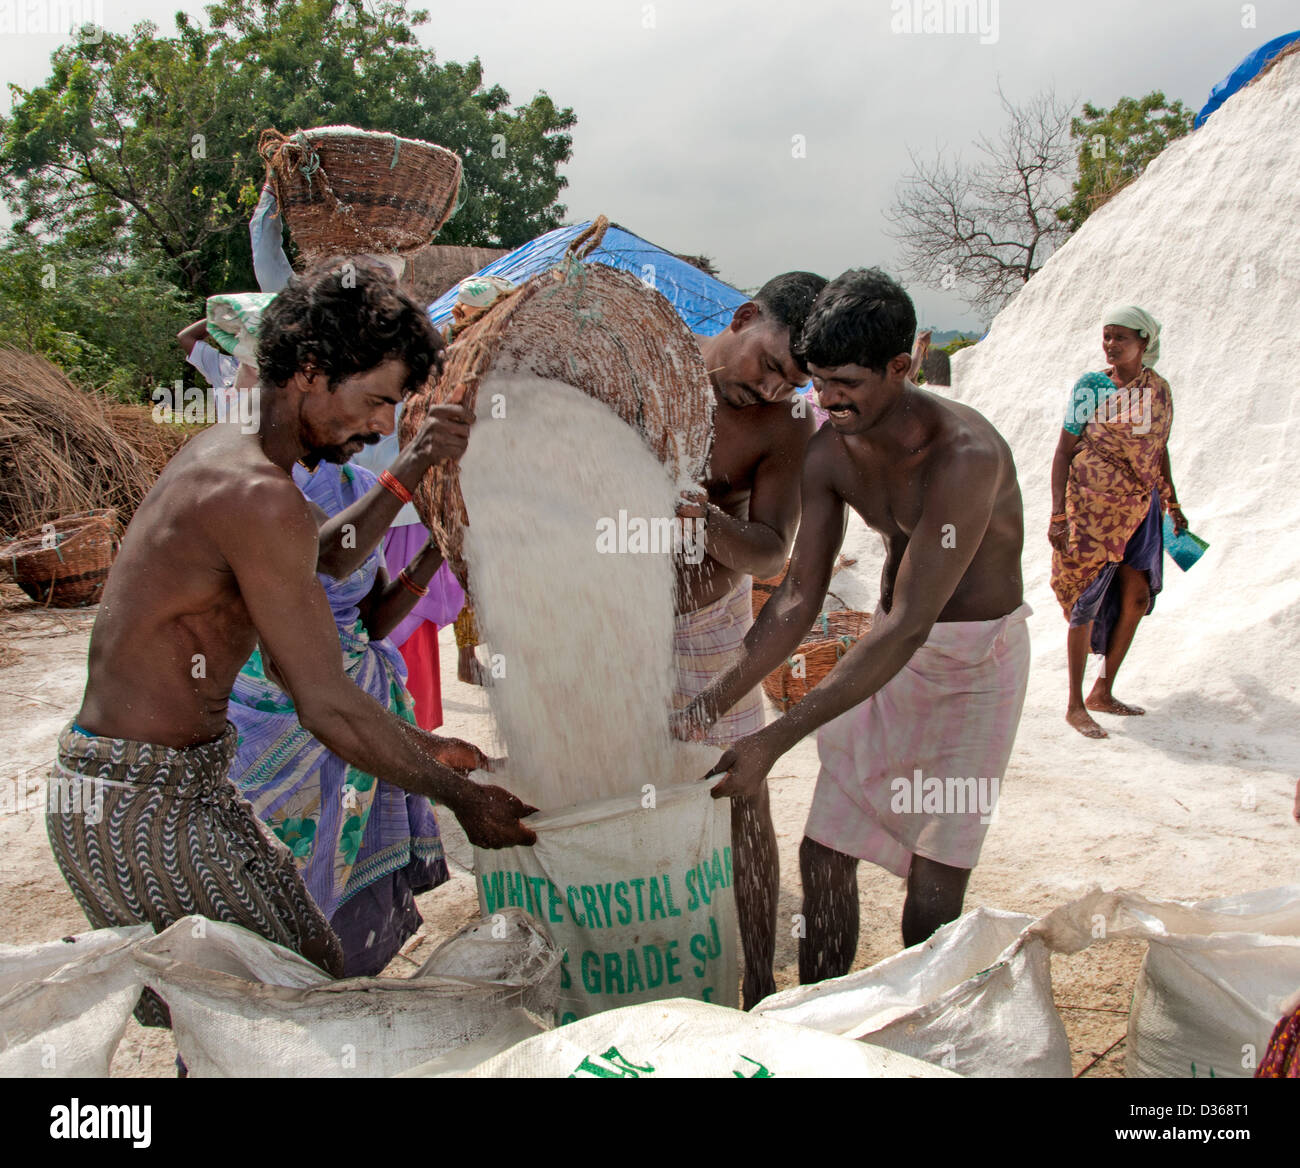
[256,257,441,393]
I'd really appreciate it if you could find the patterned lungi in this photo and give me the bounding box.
[806,603,1032,877]
[673,576,765,746]
[46,722,344,1026]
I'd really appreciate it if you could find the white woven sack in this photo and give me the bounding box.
[0,925,151,1077]
[474,780,737,1022]
[134,909,560,1077]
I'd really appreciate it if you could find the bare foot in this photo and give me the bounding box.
[1066,706,1108,738]
[1085,692,1145,716]
[457,645,487,687]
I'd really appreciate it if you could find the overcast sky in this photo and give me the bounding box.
[2,0,1296,329]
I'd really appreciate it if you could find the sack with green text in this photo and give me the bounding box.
[474,780,737,1022]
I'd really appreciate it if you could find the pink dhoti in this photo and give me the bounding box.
[806,602,1032,877]
[673,577,765,746]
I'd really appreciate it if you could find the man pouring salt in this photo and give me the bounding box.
[48,259,536,1024]
[676,268,1030,983]
[672,270,826,1008]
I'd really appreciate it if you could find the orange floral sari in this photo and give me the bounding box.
[1051,367,1174,615]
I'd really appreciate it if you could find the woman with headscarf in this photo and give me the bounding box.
[1049,306,1189,739]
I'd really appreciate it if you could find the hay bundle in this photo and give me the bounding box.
[0,347,190,538]
[103,403,194,479]
[401,221,715,579]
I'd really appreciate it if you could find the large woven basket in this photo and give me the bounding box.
[762,610,872,711]
[259,126,463,264]
[752,562,789,620]
[1,510,119,607]
[401,222,715,581]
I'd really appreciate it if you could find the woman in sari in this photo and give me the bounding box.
[1049,306,1189,739]
[228,455,487,975]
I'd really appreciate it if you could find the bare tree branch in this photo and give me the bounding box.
[886,86,1076,320]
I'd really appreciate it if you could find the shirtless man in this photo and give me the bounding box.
[672,270,826,1008]
[676,268,1029,983]
[48,260,535,1022]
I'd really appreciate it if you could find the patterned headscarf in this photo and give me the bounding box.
[1101,305,1161,368]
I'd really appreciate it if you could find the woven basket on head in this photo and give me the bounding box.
[762,609,872,712]
[259,126,463,265]
[401,219,715,581]
[1,510,120,607]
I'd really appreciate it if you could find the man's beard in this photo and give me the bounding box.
[305,433,381,467]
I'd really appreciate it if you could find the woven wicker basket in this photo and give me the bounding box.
[260,126,463,264]
[401,221,715,581]
[752,562,789,620]
[762,610,872,711]
[1,511,119,607]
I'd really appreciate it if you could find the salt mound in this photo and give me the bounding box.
[459,373,688,810]
[887,50,1300,726]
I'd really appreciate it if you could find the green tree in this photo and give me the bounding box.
[0,231,197,399]
[0,0,576,298]
[1058,92,1194,232]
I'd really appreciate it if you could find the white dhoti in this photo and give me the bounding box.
[673,577,765,747]
[805,603,1032,877]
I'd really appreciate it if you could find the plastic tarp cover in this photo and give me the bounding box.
[426,222,748,338]
[1195,30,1300,128]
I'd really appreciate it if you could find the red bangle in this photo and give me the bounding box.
[397,569,428,598]
[379,470,413,505]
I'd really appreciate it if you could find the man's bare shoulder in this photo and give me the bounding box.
[161,430,316,548]
[926,391,1014,474]
[802,422,846,478]
[748,397,815,460]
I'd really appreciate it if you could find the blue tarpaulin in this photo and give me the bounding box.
[1194,30,1300,128]
[426,221,748,337]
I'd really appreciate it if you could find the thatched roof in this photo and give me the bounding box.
[407,244,510,308]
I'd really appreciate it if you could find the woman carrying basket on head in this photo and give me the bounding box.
[1049,306,1189,740]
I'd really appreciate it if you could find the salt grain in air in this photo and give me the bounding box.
[459,372,717,811]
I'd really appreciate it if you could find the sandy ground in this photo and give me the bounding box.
[1,581,1296,1078]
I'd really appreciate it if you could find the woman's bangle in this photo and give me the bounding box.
[379,470,413,505]
[1050,512,1067,524]
[397,569,428,598]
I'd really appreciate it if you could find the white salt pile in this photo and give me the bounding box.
[459,372,702,810]
[834,49,1300,733]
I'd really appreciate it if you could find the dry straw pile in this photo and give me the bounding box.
[0,347,193,540]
